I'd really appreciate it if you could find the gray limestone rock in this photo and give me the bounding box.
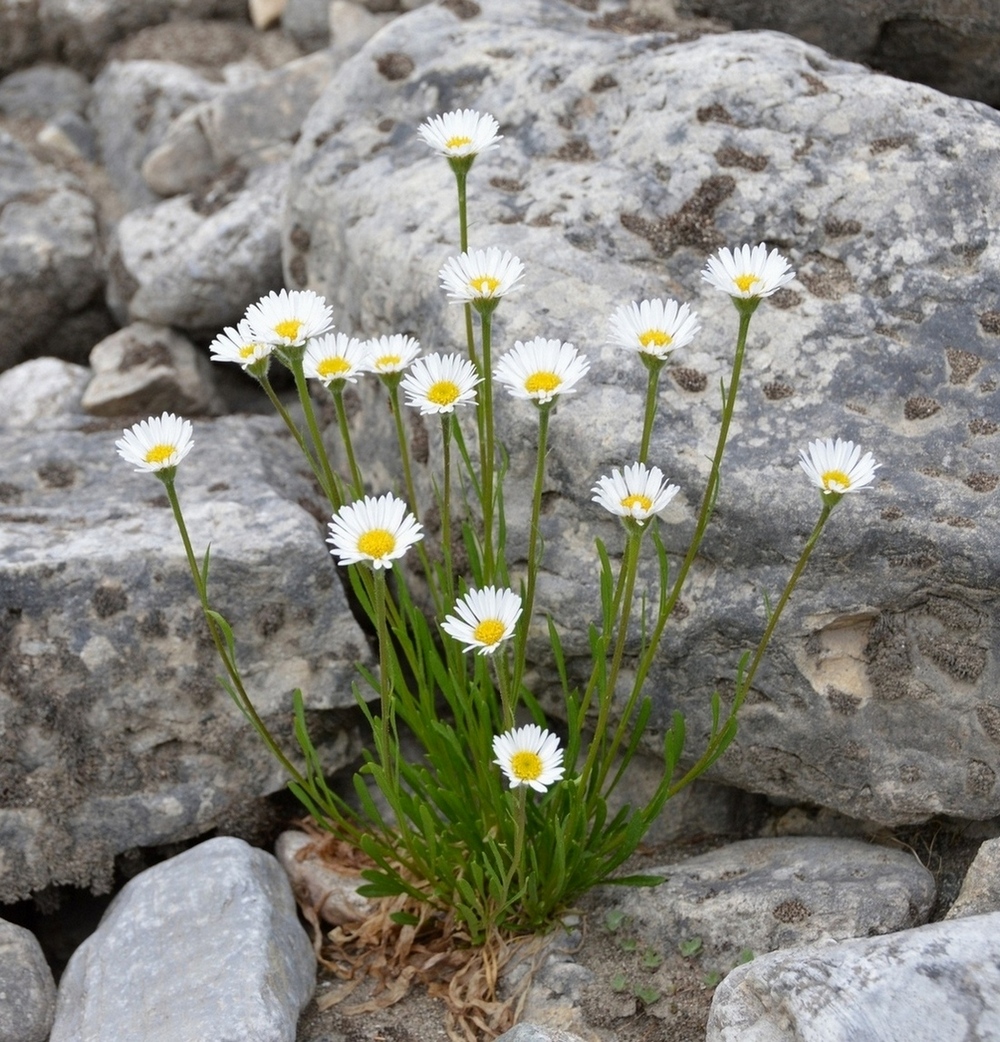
[0,358,89,428]
[0,63,91,121]
[496,1027,593,1042]
[89,59,220,212]
[601,837,935,972]
[0,919,56,1042]
[284,0,1000,825]
[0,412,370,900]
[945,837,1000,920]
[107,161,286,331]
[669,0,1000,109]
[0,130,102,370]
[82,321,225,417]
[706,911,1000,1041]
[141,51,335,198]
[282,0,331,52]
[50,837,315,1042]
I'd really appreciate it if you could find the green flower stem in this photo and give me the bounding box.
[579,528,642,798]
[257,373,331,501]
[629,306,755,705]
[503,785,528,903]
[494,650,515,730]
[478,306,497,581]
[388,385,419,520]
[737,500,834,710]
[372,567,394,777]
[512,401,551,698]
[287,353,342,511]
[638,357,665,464]
[441,414,455,604]
[160,473,306,787]
[332,384,364,498]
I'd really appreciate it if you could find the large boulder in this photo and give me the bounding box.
[283,0,1000,825]
[0,399,371,900]
[0,130,103,370]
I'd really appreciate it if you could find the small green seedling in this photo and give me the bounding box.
[703,970,723,987]
[611,972,629,993]
[634,984,661,1005]
[736,948,755,965]
[641,948,663,971]
[604,910,629,933]
[679,936,703,958]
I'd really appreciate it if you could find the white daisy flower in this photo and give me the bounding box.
[304,333,366,386]
[401,353,481,414]
[439,248,524,304]
[592,462,680,525]
[208,319,272,369]
[116,412,193,473]
[799,438,880,497]
[608,298,700,359]
[492,724,565,793]
[493,338,589,405]
[244,288,334,348]
[441,586,522,655]
[701,243,795,300]
[327,493,423,570]
[418,109,501,159]
[364,334,421,376]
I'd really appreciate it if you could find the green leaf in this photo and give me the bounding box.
[390,911,421,926]
[606,874,665,887]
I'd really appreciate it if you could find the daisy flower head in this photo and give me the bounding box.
[493,724,565,793]
[304,333,366,386]
[418,109,501,160]
[327,493,423,570]
[608,298,700,361]
[364,334,421,378]
[244,288,333,348]
[701,243,795,305]
[441,586,522,655]
[401,352,480,414]
[592,462,680,527]
[209,318,272,373]
[439,248,524,311]
[799,437,880,502]
[493,338,590,406]
[116,412,193,475]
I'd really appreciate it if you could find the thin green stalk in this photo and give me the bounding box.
[441,414,455,605]
[494,650,514,730]
[161,474,305,786]
[638,359,664,464]
[372,568,394,778]
[629,306,755,700]
[512,402,551,697]
[332,384,364,498]
[579,529,642,798]
[479,307,497,581]
[257,373,330,501]
[389,385,419,520]
[287,353,342,511]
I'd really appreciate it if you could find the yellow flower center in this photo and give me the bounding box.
[734,273,761,294]
[239,342,262,359]
[821,469,851,492]
[638,329,672,349]
[317,357,351,378]
[525,371,561,395]
[274,318,304,342]
[446,135,473,150]
[470,275,501,296]
[621,493,653,512]
[375,354,401,370]
[472,618,506,646]
[357,528,396,559]
[144,444,175,465]
[509,750,544,782]
[427,380,460,406]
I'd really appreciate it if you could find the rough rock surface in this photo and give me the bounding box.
[601,837,936,971]
[0,130,102,369]
[0,404,371,900]
[669,0,1000,108]
[706,910,1000,1041]
[50,837,315,1042]
[107,161,288,331]
[285,0,1000,825]
[0,918,57,1042]
[945,836,1000,920]
[82,321,225,416]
